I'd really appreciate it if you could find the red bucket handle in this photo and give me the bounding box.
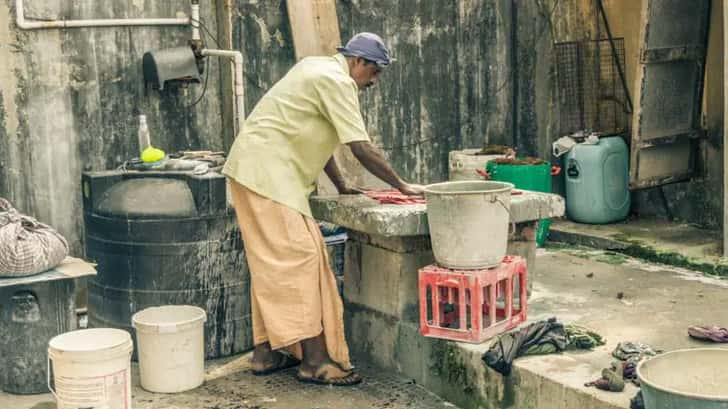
[475,169,491,179]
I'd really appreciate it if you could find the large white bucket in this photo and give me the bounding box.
[47,328,133,409]
[448,149,504,181]
[425,181,514,269]
[132,305,206,393]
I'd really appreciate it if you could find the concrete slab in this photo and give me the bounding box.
[549,218,728,276]
[346,248,728,409]
[311,191,565,237]
[0,354,457,409]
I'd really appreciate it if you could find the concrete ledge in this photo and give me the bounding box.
[311,191,565,237]
[549,219,728,277]
[344,249,728,409]
[346,304,631,409]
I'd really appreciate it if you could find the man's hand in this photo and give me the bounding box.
[338,186,364,195]
[398,183,425,196]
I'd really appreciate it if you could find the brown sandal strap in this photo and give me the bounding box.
[252,354,300,375]
[297,363,362,386]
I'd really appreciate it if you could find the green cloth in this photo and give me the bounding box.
[566,324,606,350]
[521,324,604,356]
[523,343,560,356]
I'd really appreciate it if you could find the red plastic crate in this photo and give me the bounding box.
[419,256,527,343]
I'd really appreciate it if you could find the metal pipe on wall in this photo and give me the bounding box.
[15,0,190,30]
[200,49,245,136]
[15,0,246,138]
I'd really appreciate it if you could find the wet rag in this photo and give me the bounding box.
[688,326,728,343]
[482,318,604,376]
[585,368,625,392]
[565,325,606,349]
[364,190,426,205]
[612,341,661,363]
[616,360,639,386]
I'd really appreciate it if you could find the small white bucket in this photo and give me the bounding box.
[132,305,207,393]
[47,328,133,409]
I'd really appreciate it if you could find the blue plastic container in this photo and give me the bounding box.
[565,136,630,224]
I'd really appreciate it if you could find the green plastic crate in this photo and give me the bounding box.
[485,159,556,247]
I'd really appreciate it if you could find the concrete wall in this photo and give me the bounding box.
[233,0,598,180]
[0,0,225,254]
[1,0,724,258]
[603,0,725,228]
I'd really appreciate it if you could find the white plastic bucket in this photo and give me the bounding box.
[132,305,207,393]
[47,328,133,409]
[425,181,514,269]
[448,149,505,181]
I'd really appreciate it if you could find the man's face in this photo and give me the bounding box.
[350,58,382,90]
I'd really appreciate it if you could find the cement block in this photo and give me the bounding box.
[348,231,432,253]
[311,192,565,237]
[393,320,432,381]
[345,306,399,370]
[345,301,629,409]
[344,240,434,322]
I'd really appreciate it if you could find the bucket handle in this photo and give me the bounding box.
[494,197,517,238]
[47,355,60,401]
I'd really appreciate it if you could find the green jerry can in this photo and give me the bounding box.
[564,136,630,224]
[486,159,559,247]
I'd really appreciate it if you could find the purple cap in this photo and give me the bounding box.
[337,32,394,67]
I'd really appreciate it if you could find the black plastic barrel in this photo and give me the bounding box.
[82,171,253,359]
[0,276,76,394]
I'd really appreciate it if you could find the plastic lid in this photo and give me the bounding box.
[49,328,131,353]
[132,305,207,334]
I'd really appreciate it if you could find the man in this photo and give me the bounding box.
[223,32,423,386]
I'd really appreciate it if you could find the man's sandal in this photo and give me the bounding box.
[251,354,300,376]
[296,363,363,386]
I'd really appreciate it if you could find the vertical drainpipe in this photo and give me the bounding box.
[510,0,519,152]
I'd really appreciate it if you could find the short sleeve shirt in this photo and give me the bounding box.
[223,54,370,216]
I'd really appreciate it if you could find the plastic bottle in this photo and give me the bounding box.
[137,115,165,164]
[138,115,151,155]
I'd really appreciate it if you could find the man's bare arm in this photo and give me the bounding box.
[347,141,423,195]
[324,156,361,194]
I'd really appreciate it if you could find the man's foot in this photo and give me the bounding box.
[250,343,300,375]
[296,362,363,386]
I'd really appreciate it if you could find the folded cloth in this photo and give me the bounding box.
[688,326,728,343]
[364,190,426,205]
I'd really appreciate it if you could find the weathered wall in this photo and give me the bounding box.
[232,0,597,183]
[604,0,724,228]
[514,0,598,161]
[339,0,459,183]
[0,0,226,255]
[2,0,724,258]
